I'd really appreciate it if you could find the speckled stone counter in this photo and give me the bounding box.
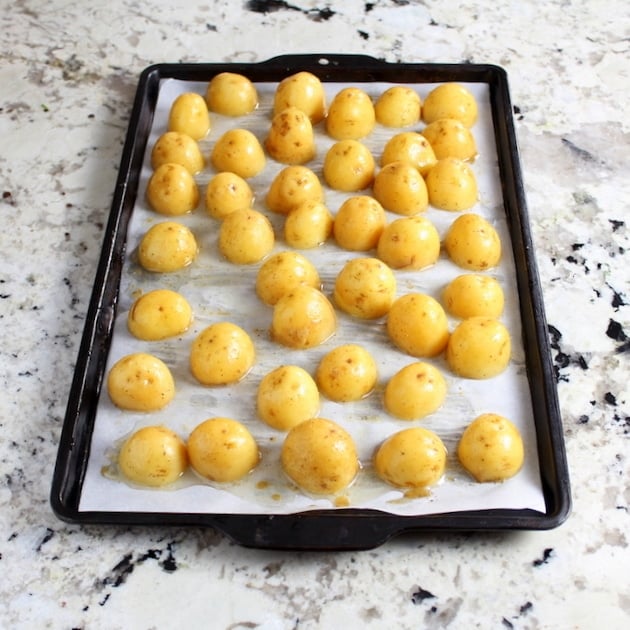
[1,1,628,628]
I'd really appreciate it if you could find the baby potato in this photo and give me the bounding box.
[387,293,450,358]
[323,139,375,192]
[446,316,511,379]
[422,82,478,128]
[421,118,477,161]
[284,200,333,249]
[372,161,428,216]
[206,72,258,116]
[374,86,421,127]
[127,289,193,341]
[137,221,198,272]
[271,285,337,349]
[315,344,377,402]
[333,257,397,320]
[333,195,386,252]
[118,426,188,487]
[326,87,375,140]
[211,128,266,179]
[443,213,501,270]
[265,106,316,165]
[190,322,255,386]
[218,208,275,264]
[374,427,446,491]
[257,365,320,431]
[187,417,260,482]
[255,251,320,306]
[376,215,440,270]
[266,165,323,215]
[205,172,253,220]
[274,71,326,123]
[384,362,447,420]
[425,157,478,211]
[380,131,437,177]
[442,274,505,319]
[281,417,359,495]
[151,131,205,174]
[457,413,524,482]
[168,92,210,140]
[107,352,175,412]
[146,163,199,216]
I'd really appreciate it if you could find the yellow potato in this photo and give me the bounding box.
[255,251,321,306]
[376,215,440,270]
[333,195,386,252]
[205,72,258,116]
[274,71,326,123]
[257,365,320,431]
[443,213,501,270]
[380,131,437,176]
[107,352,175,411]
[187,417,260,482]
[190,322,255,385]
[372,161,428,216]
[421,118,477,161]
[374,86,421,127]
[218,208,275,264]
[270,286,337,349]
[422,82,478,127]
[457,413,524,482]
[210,128,266,179]
[284,200,333,249]
[265,106,316,165]
[151,131,205,174]
[374,427,446,490]
[384,362,447,420]
[326,87,375,140]
[137,221,198,272]
[442,274,505,319]
[315,344,377,402]
[205,172,253,220]
[127,289,193,341]
[322,139,375,192]
[266,165,323,215]
[333,257,397,320]
[425,157,478,211]
[387,293,449,358]
[281,417,359,494]
[118,426,188,487]
[446,316,511,379]
[146,163,199,216]
[168,92,210,140]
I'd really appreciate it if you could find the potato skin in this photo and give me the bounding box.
[218,208,275,265]
[374,86,421,128]
[326,87,375,140]
[380,131,437,176]
[421,118,477,162]
[151,131,205,174]
[284,200,333,249]
[168,92,210,140]
[442,274,505,319]
[206,72,258,116]
[210,129,265,179]
[146,163,199,216]
[422,82,478,128]
[127,289,193,341]
[384,362,447,420]
[265,106,316,165]
[372,161,428,216]
[273,71,326,123]
[266,165,323,215]
[376,215,440,270]
[425,158,478,212]
[255,251,320,306]
[315,344,378,402]
[205,172,253,220]
[323,140,375,192]
[333,195,386,252]
[137,222,198,272]
[444,213,501,271]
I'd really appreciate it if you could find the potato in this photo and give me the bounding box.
[284,200,333,249]
[443,213,501,270]
[257,365,320,431]
[107,352,175,411]
[151,131,205,174]
[190,322,255,386]
[206,72,258,116]
[265,106,316,165]
[205,172,253,220]
[266,165,323,215]
[374,427,446,491]
[387,293,449,357]
[270,285,337,349]
[333,195,386,252]
[457,413,524,482]
[322,139,375,192]
[446,316,511,379]
[384,362,447,420]
[281,417,359,494]
[421,118,477,161]
[210,128,266,179]
[422,82,478,127]
[374,86,421,127]
[376,215,440,270]
[326,87,375,140]
[380,131,437,176]
[218,208,275,264]
[146,163,199,216]
[127,289,193,341]
[333,257,397,320]
[118,426,188,487]
[187,417,260,482]
[273,71,326,123]
[372,161,428,215]
[315,344,377,402]
[255,251,321,306]
[425,157,478,211]
[137,221,198,272]
[442,274,505,319]
[168,92,210,140]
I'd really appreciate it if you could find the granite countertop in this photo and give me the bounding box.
[1,1,628,628]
